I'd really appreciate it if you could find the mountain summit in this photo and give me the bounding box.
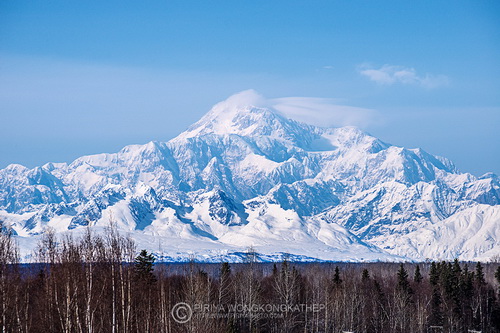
[1,91,499,262]
[176,90,319,149]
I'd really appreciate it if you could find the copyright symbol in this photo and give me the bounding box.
[171,302,192,323]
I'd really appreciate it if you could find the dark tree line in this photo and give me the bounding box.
[1,225,500,332]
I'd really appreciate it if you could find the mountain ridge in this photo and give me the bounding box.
[1,90,499,262]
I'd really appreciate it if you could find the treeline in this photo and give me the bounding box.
[1,227,500,333]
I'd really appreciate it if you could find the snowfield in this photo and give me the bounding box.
[1,90,499,262]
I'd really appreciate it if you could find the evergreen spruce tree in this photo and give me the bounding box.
[441,262,455,300]
[430,261,439,286]
[475,262,485,285]
[221,261,231,278]
[134,249,156,284]
[397,264,413,295]
[333,266,342,285]
[218,261,232,307]
[414,265,423,283]
[448,260,463,325]
[462,264,473,289]
[460,264,474,327]
[452,258,462,279]
[361,268,370,282]
[429,287,443,326]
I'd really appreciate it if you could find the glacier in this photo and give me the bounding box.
[1,90,499,262]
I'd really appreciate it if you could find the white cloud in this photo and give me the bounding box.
[214,90,380,129]
[358,64,449,88]
[270,96,379,128]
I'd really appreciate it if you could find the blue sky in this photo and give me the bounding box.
[1,0,499,175]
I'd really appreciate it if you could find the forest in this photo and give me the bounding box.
[1,225,500,333]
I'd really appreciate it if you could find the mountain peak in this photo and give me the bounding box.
[174,91,385,152]
[175,90,304,140]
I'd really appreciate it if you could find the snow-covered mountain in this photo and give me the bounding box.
[1,90,499,262]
